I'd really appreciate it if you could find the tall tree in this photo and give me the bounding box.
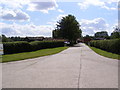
[53,15,82,44]
[2,34,8,42]
[111,32,120,39]
[52,29,61,39]
[95,31,108,38]
[110,26,120,39]
[2,34,13,42]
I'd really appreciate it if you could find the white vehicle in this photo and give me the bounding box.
[64,41,70,44]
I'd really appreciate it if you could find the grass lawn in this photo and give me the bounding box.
[89,46,120,60]
[1,47,68,63]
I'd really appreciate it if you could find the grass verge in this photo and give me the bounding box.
[1,47,68,63]
[89,46,120,60]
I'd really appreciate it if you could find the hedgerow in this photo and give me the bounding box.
[90,39,120,54]
[3,41,64,54]
[30,41,64,51]
[3,41,30,54]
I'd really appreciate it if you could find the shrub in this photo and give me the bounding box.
[30,41,64,51]
[90,39,120,54]
[3,41,30,54]
[3,41,65,54]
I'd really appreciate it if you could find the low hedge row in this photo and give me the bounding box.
[30,41,64,51]
[3,41,64,54]
[90,39,120,54]
[3,41,31,54]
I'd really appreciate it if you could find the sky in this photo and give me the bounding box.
[0,0,119,37]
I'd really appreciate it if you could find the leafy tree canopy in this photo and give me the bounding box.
[53,14,82,44]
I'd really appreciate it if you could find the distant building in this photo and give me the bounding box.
[26,37,44,41]
[94,37,105,40]
[43,37,53,41]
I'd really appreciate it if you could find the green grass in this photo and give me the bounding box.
[89,46,120,60]
[1,47,68,63]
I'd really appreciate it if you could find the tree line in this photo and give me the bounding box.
[84,26,120,40]
[1,14,120,45]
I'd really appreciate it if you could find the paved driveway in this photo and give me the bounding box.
[2,43,118,88]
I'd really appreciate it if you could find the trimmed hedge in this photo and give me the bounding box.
[30,41,64,51]
[90,39,120,54]
[3,41,31,54]
[3,41,64,54]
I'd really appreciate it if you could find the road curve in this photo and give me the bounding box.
[2,43,118,88]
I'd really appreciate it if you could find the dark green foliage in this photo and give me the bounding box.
[3,41,31,54]
[110,26,120,39]
[95,31,108,38]
[53,15,82,44]
[52,29,61,39]
[30,41,64,51]
[111,32,120,39]
[90,39,120,54]
[3,41,64,54]
[2,34,13,42]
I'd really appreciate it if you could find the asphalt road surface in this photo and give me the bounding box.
[2,43,118,88]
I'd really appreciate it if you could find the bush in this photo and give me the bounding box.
[3,41,31,54]
[30,41,64,51]
[3,41,65,54]
[90,39,120,54]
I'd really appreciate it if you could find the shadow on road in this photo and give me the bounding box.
[71,43,84,47]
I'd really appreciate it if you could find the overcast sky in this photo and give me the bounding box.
[0,0,118,37]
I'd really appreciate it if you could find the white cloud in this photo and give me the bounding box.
[58,9,64,13]
[78,0,118,10]
[0,22,53,37]
[0,9,30,21]
[47,14,67,28]
[78,0,104,9]
[0,0,30,22]
[0,0,58,14]
[0,0,30,9]
[80,18,109,36]
[27,0,58,13]
[56,14,67,20]
[103,0,118,4]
